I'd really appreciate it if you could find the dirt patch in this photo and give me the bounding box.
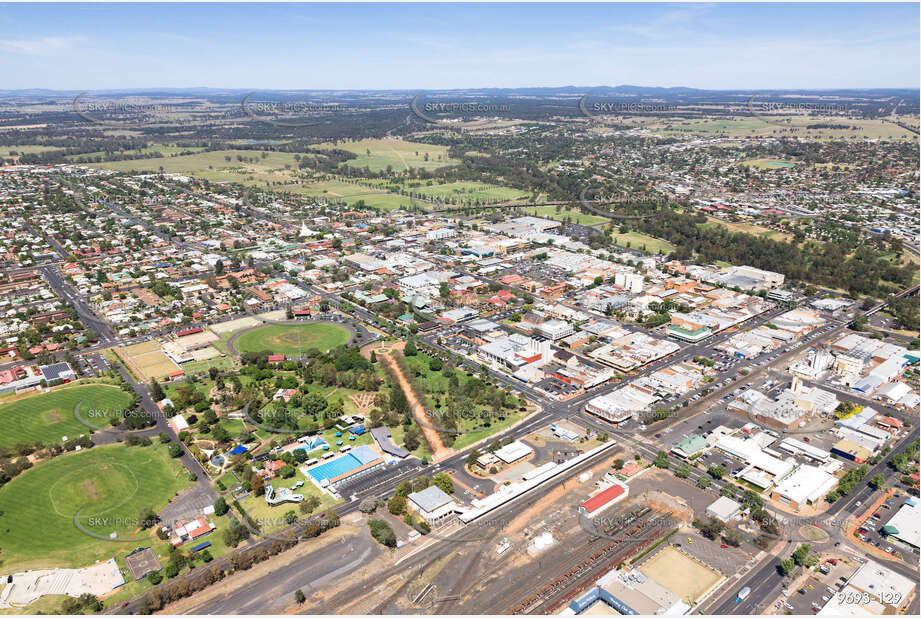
[349,392,376,415]
[43,410,63,424]
[640,545,722,604]
[81,479,100,501]
[379,345,452,462]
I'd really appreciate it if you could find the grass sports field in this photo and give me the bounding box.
[235,323,351,356]
[0,444,189,570]
[741,158,798,169]
[0,384,135,448]
[119,340,180,380]
[640,546,722,604]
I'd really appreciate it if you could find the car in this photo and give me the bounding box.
[720,544,729,549]
[803,437,810,442]
[855,501,862,507]
[798,588,807,595]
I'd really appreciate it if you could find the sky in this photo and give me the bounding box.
[0,2,918,90]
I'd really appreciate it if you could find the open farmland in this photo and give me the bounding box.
[314,138,456,172]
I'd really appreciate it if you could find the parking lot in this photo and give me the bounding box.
[780,557,857,614]
[854,491,919,561]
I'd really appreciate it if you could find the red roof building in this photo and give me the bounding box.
[267,354,285,363]
[579,483,627,516]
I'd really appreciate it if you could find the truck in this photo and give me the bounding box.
[735,587,751,603]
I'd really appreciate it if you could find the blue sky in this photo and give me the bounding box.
[0,3,917,90]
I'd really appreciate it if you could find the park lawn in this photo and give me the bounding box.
[0,593,73,614]
[702,216,794,242]
[740,158,799,169]
[610,231,674,254]
[0,383,136,448]
[314,138,456,172]
[66,142,207,162]
[342,192,415,211]
[181,353,237,376]
[529,206,608,226]
[88,149,304,185]
[388,423,433,460]
[401,352,526,452]
[297,179,388,199]
[235,323,351,356]
[4,145,65,156]
[0,443,190,570]
[236,467,340,532]
[411,181,528,204]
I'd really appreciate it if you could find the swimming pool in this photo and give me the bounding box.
[306,445,382,485]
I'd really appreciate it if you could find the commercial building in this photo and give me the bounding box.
[770,464,838,510]
[706,496,741,522]
[578,482,628,517]
[882,498,920,550]
[407,485,457,526]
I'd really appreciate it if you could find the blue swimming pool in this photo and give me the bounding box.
[306,446,381,484]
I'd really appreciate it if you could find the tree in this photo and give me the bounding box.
[792,543,812,566]
[168,442,183,458]
[708,464,725,479]
[138,507,158,529]
[779,558,795,576]
[675,463,691,478]
[869,473,887,490]
[295,589,306,604]
[433,472,454,494]
[388,495,408,515]
[613,459,625,470]
[693,516,725,540]
[149,379,165,401]
[653,450,669,469]
[697,475,711,489]
[213,497,229,516]
[404,340,417,356]
[368,519,397,547]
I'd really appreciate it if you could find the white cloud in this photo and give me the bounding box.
[0,35,86,56]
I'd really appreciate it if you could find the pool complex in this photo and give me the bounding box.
[306,445,383,487]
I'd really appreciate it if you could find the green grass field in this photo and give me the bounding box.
[529,206,608,226]
[66,142,207,162]
[314,138,456,172]
[0,384,136,448]
[411,181,527,204]
[4,145,66,156]
[89,149,304,184]
[610,231,675,254]
[740,158,799,169]
[0,444,190,570]
[235,323,351,356]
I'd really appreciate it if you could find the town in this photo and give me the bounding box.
[0,5,918,616]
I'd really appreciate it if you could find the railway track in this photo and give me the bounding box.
[475,508,675,615]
